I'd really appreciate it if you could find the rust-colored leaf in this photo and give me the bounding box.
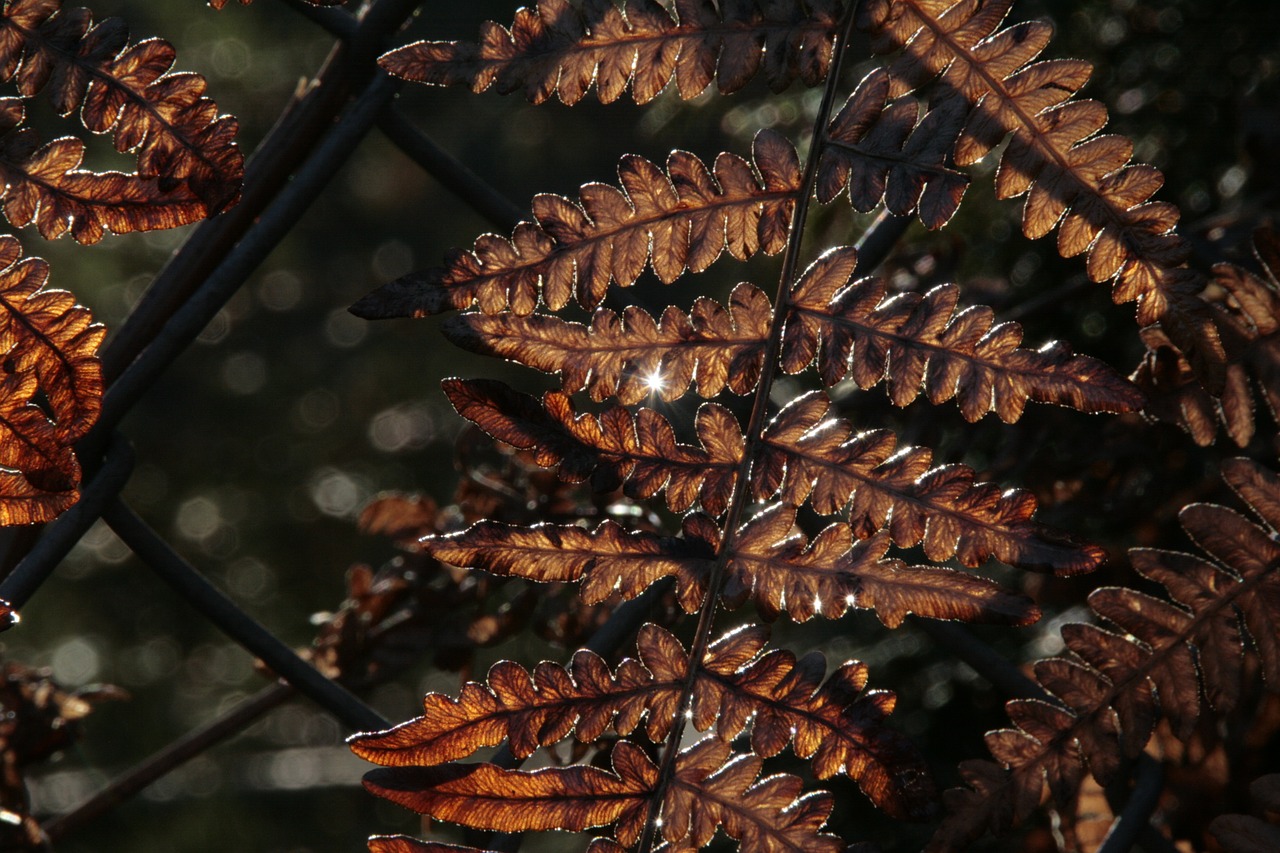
[1135,227,1280,446]
[351,623,936,820]
[0,0,243,212]
[856,0,1226,391]
[352,132,799,318]
[442,281,772,405]
[0,99,205,244]
[933,459,1280,848]
[379,0,842,105]
[782,246,1143,421]
[818,68,968,229]
[0,235,103,443]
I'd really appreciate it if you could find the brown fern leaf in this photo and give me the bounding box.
[0,100,205,243]
[781,247,1143,421]
[352,131,799,318]
[0,235,103,443]
[931,457,1280,850]
[0,0,243,212]
[443,378,1098,573]
[445,248,1139,422]
[728,504,1038,625]
[442,281,772,405]
[424,504,1035,626]
[351,623,934,818]
[1135,226,1280,447]
[424,514,717,612]
[817,68,969,229]
[364,738,842,851]
[367,840,497,853]
[855,0,1225,388]
[759,391,1102,573]
[378,0,843,106]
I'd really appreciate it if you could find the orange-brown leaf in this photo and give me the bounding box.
[0,235,103,443]
[727,504,1039,626]
[783,247,1143,421]
[933,458,1280,848]
[352,624,936,819]
[856,0,1226,390]
[442,281,772,405]
[352,132,799,318]
[0,0,243,211]
[818,68,968,229]
[378,0,843,105]
[0,101,206,243]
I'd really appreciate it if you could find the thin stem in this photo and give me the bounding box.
[103,499,389,733]
[378,109,526,233]
[41,682,295,842]
[634,5,859,849]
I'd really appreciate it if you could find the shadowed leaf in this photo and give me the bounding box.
[379,0,843,105]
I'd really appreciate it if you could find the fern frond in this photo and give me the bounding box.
[379,0,843,106]
[442,281,771,405]
[352,623,933,818]
[0,0,243,211]
[423,503,1036,626]
[817,68,968,229]
[365,737,841,851]
[352,131,799,318]
[367,840,496,853]
[0,100,205,243]
[781,247,1143,421]
[856,0,1225,387]
[931,458,1280,850]
[1136,226,1280,446]
[0,235,102,443]
[443,378,1099,573]
[444,249,1139,421]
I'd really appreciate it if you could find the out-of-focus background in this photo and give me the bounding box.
[2,0,1277,850]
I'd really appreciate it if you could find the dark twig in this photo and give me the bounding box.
[41,682,295,842]
[379,109,526,233]
[917,620,1045,701]
[103,500,389,733]
[1099,755,1176,853]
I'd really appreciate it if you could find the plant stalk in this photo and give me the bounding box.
[634,3,859,848]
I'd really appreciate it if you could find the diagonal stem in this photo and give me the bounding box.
[633,4,859,849]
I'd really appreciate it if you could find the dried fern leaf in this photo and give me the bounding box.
[442,281,772,405]
[423,503,1036,626]
[367,840,497,853]
[856,0,1225,388]
[0,100,205,244]
[1136,227,1280,446]
[782,247,1143,421]
[931,458,1280,850]
[729,504,1038,625]
[352,623,934,818]
[364,737,842,851]
[0,0,243,212]
[443,245,1138,421]
[352,131,799,318]
[443,378,1099,573]
[817,68,968,229]
[0,236,102,443]
[379,0,843,105]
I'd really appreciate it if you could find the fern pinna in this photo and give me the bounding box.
[0,0,241,526]
[346,0,1237,851]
